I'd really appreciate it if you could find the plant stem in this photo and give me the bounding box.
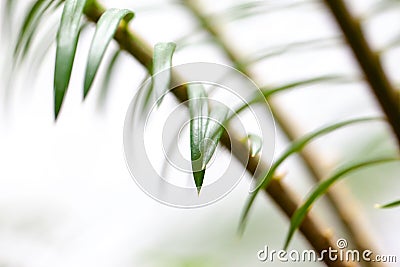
[182,1,382,266]
[323,0,400,149]
[84,1,354,266]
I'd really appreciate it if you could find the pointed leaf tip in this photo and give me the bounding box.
[187,84,228,194]
[376,199,400,209]
[54,0,87,118]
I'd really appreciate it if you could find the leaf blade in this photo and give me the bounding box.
[152,42,176,105]
[54,0,87,119]
[187,85,229,193]
[188,84,208,192]
[14,0,59,64]
[239,117,381,234]
[284,157,399,249]
[232,75,354,117]
[84,8,134,98]
[376,199,400,209]
[202,104,229,168]
[97,49,121,108]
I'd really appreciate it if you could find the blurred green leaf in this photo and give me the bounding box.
[216,1,311,22]
[219,1,269,21]
[362,0,400,19]
[382,33,400,51]
[5,0,14,14]
[260,75,354,98]
[244,37,341,65]
[233,75,355,119]
[84,8,134,98]
[2,0,16,32]
[246,134,263,157]
[27,22,59,83]
[14,0,60,64]
[188,84,228,193]
[239,117,381,234]
[151,42,176,106]
[175,29,210,51]
[285,157,399,249]
[97,49,121,109]
[376,199,400,209]
[54,0,87,119]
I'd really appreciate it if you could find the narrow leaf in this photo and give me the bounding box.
[219,1,309,22]
[23,1,63,61]
[84,8,134,98]
[152,42,176,105]
[232,75,354,117]
[376,199,400,209]
[201,104,229,168]
[239,117,381,234]
[362,0,400,19]
[187,85,229,193]
[188,84,208,193]
[260,75,354,99]
[2,0,16,33]
[97,49,121,109]
[14,0,58,63]
[284,157,399,249]
[244,37,340,65]
[6,0,13,13]
[54,0,87,119]
[27,22,60,83]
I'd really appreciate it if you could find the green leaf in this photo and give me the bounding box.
[246,134,262,157]
[188,84,208,193]
[54,0,87,119]
[218,1,308,22]
[238,117,381,234]
[14,0,59,63]
[84,8,134,98]
[97,49,121,109]
[151,42,176,105]
[201,105,229,165]
[5,0,14,15]
[27,23,59,83]
[244,37,340,65]
[362,0,400,19]
[2,0,16,32]
[284,157,399,249]
[260,75,354,99]
[188,84,228,193]
[232,75,353,116]
[218,1,269,21]
[375,199,400,209]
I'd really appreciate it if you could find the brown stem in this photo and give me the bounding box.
[323,0,400,149]
[182,1,381,266]
[84,2,355,266]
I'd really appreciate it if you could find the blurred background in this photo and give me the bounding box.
[0,0,399,266]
